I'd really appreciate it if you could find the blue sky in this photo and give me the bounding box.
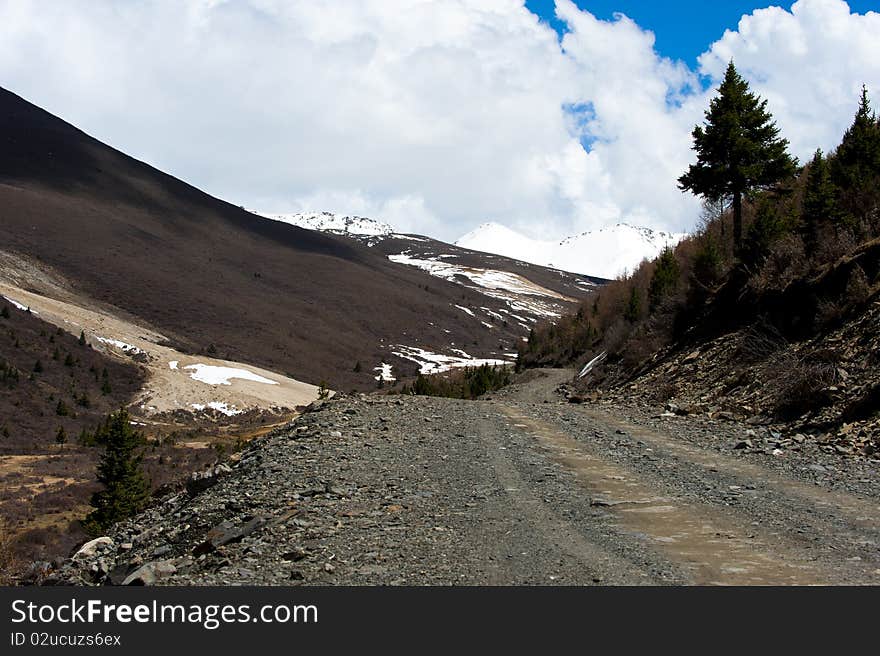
[526,1,880,65]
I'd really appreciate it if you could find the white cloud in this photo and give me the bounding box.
[698,0,880,160]
[0,0,877,242]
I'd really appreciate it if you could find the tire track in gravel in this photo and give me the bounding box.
[573,404,880,531]
[472,414,666,585]
[499,405,832,585]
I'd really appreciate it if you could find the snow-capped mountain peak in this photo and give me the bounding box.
[251,210,394,237]
[456,222,687,279]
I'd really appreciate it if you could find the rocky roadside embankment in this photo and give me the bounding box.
[573,297,880,460]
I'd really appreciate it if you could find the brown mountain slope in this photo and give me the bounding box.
[0,298,145,454]
[0,87,595,391]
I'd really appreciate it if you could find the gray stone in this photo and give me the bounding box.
[281,548,308,562]
[122,561,177,586]
[72,536,114,561]
[193,516,266,555]
[186,463,232,496]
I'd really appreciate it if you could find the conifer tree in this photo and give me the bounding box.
[831,86,880,225]
[55,426,67,450]
[648,247,680,310]
[744,200,789,265]
[83,409,149,534]
[801,149,839,254]
[679,61,796,253]
[624,287,642,323]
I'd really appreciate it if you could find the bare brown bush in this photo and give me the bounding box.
[813,228,859,266]
[773,356,840,419]
[736,320,788,363]
[762,234,809,289]
[650,381,678,404]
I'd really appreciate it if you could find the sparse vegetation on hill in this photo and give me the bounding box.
[403,364,512,400]
[0,303,145,453]
[520,67,880,437]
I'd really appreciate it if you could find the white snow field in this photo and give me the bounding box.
[182,364,279,386]
[2,294,31,311]
[456,222,687,279]
[251,210,393,237]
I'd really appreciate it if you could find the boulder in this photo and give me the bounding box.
[193,516,266,556]
[72,536,114,561]
[186,463,232,496]
[122,561,177,586]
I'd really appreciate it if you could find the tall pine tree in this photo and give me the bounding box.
[83,409,150,535]
[801,149,839,254]
[831,86,880,227]
[679,61,796,253]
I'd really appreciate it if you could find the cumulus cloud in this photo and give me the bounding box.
[0,0,877,241]
[698,0,880,159]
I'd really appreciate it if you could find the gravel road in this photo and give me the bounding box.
[55,370,880,586]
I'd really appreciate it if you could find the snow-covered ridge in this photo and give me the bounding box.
[388,252,578,320]
[456,222,687,279]
[251,210,394,237]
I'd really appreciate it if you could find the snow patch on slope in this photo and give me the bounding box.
[389,253,575,319]
[2,295,33,312]
[374,363,396,382]
[456,222,687,279]
[183,364,279,386]
[95,336,144,355]
[391,345,511,375]
[191,401,243,416]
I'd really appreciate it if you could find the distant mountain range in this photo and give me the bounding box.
[456,222,687,279]
[255,212,687,281]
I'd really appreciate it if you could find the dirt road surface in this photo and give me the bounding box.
[56,369,880,586]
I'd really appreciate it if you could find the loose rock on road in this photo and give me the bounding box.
[56,370,880,586]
